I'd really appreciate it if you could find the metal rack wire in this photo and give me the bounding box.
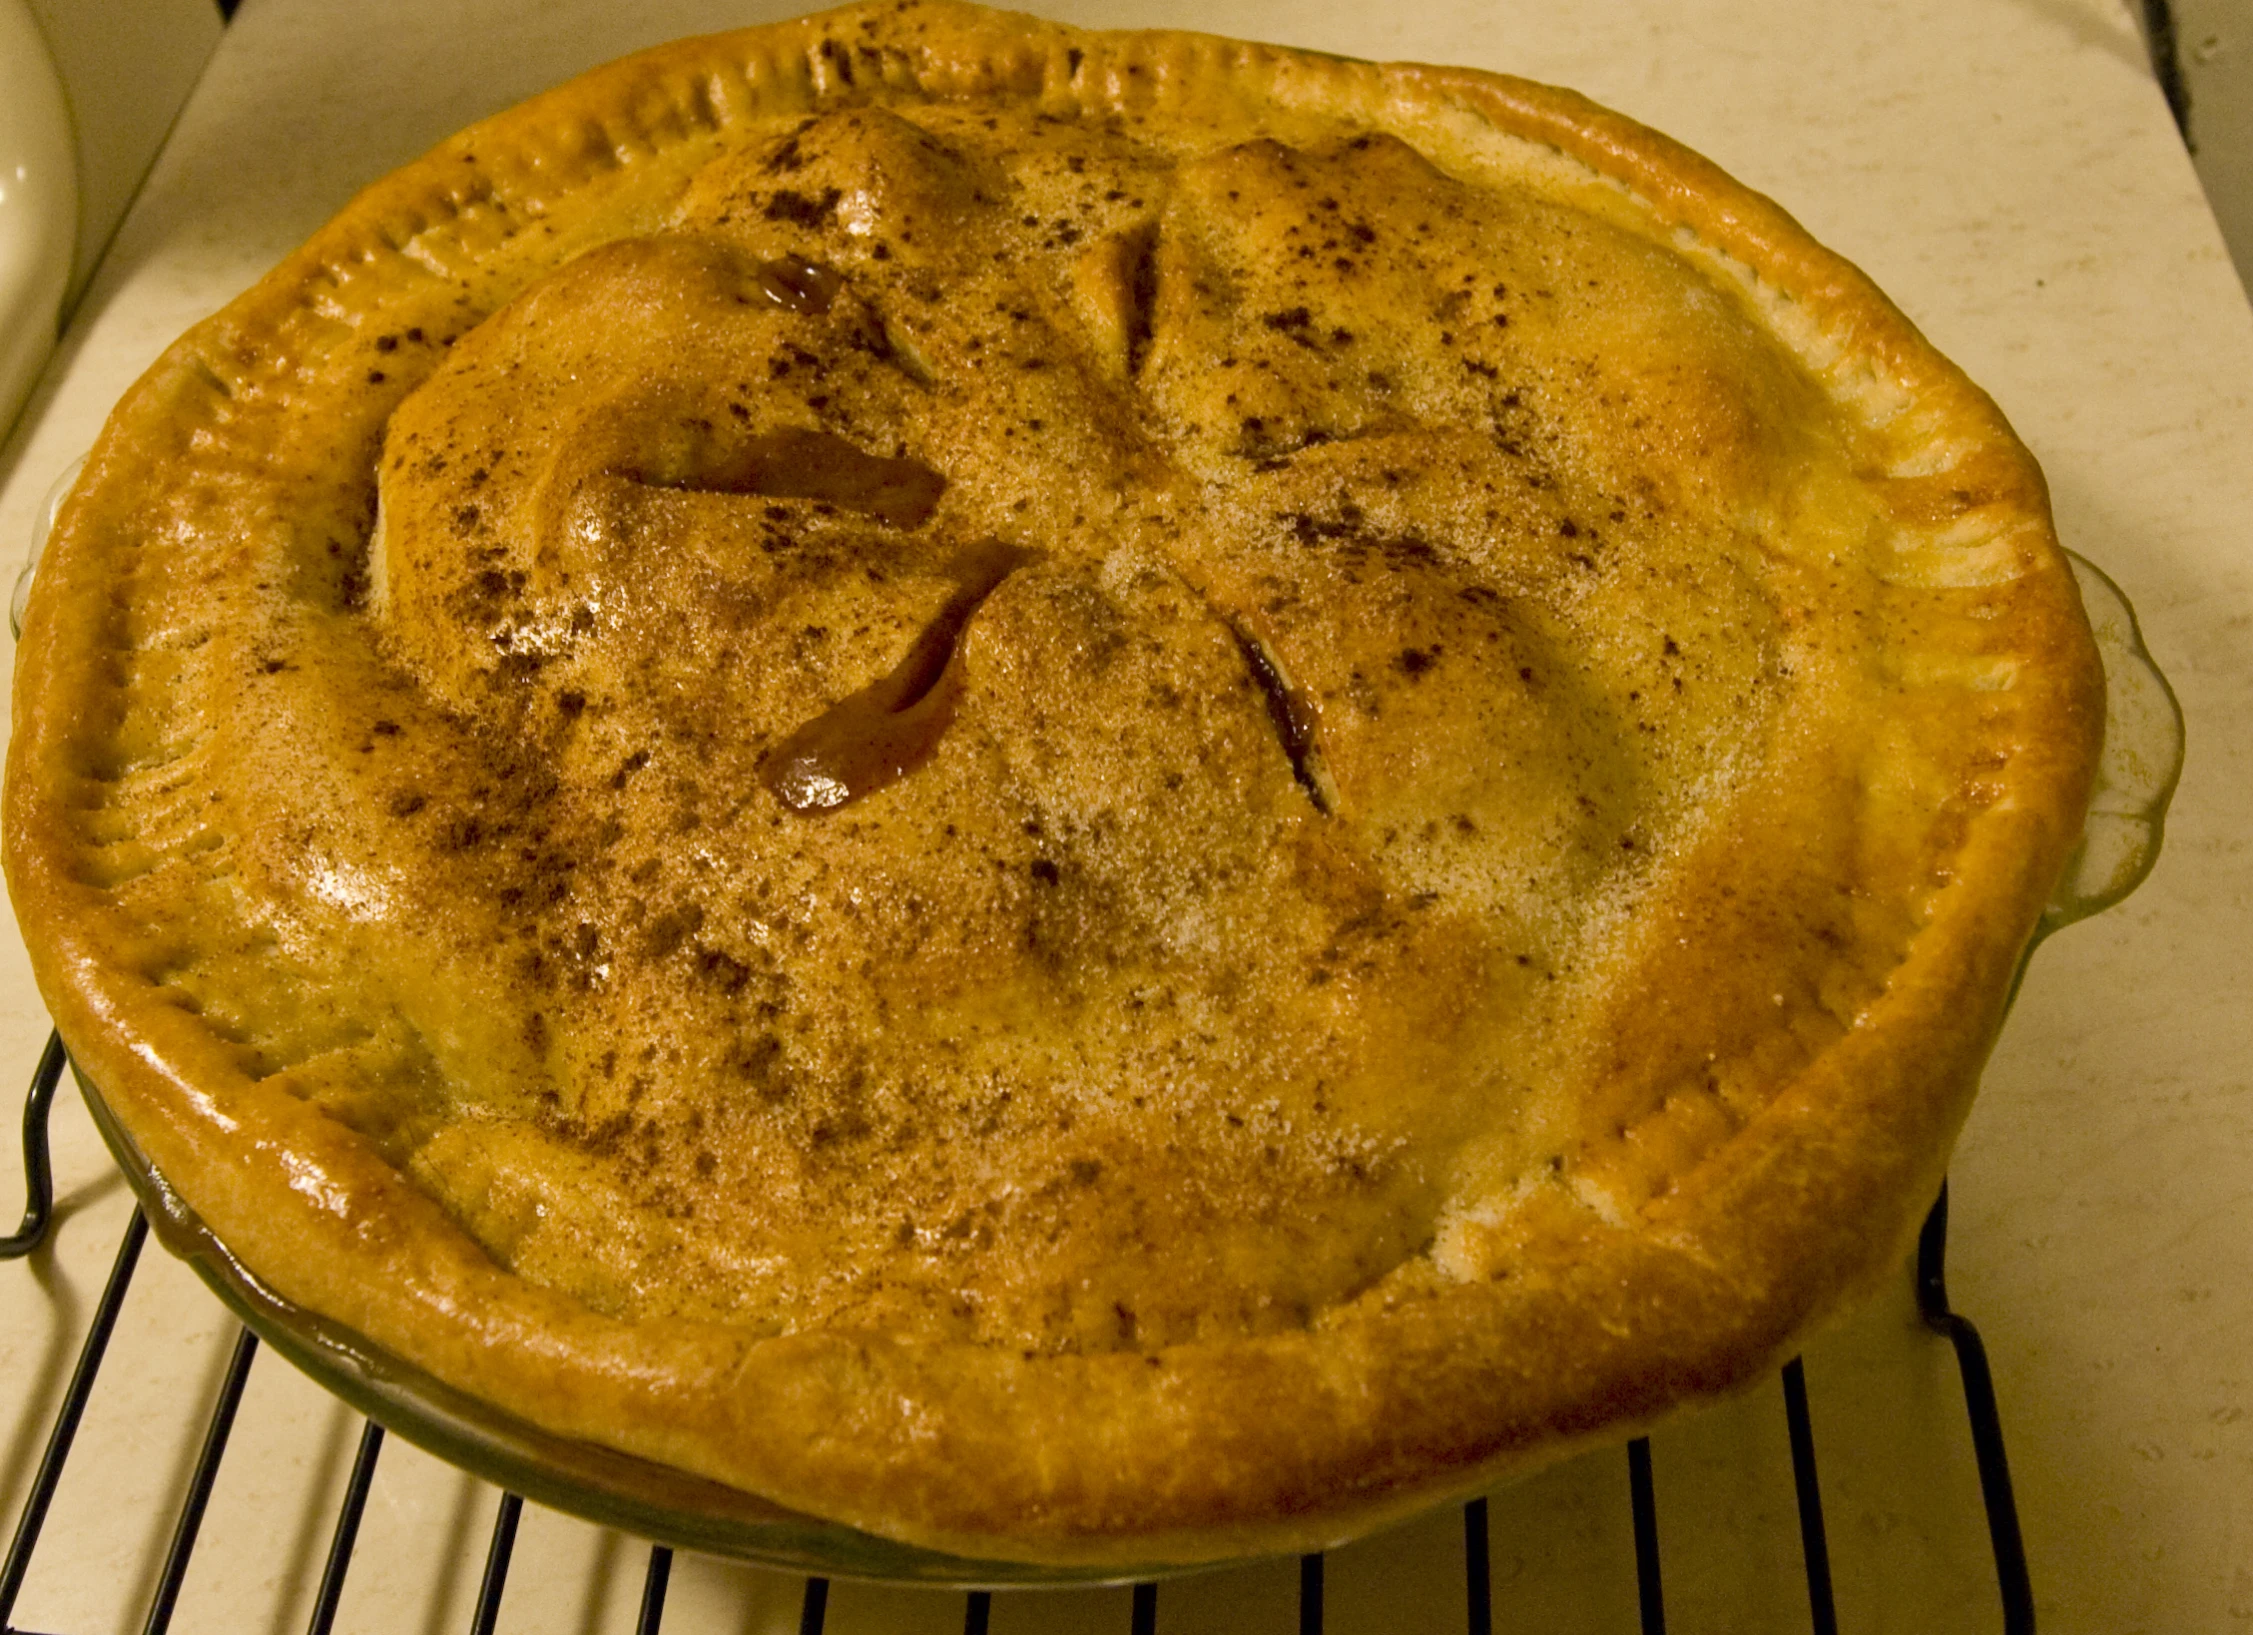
[1,1028,2036,1635]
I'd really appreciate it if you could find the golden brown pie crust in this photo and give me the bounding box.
[5,2,2101,1566]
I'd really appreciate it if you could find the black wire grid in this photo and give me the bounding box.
[0,1028,2036,1635]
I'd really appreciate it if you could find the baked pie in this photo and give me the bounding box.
[4,1,2103,1568]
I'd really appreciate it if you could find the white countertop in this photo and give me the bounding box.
[1,3,2248,1631]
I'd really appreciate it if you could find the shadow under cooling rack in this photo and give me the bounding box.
[1,1030,2035,1635]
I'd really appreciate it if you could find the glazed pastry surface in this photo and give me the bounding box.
[4,1,2102,1564]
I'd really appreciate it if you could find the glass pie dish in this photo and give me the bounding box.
[37,489,2177,1585]
[0,4,2185,1583]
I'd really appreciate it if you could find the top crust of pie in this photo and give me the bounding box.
[4,2,2100,1567]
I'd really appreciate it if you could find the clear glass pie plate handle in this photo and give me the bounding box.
[9,453,80,639]
[35,453,2182,1582]
[2035,550,2184,940]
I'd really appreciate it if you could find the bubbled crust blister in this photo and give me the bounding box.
[4,2,2101,1565]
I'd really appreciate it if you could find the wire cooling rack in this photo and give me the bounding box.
[0,1028,2034,1635]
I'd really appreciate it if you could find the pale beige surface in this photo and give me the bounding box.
[0,0,2248,1630]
